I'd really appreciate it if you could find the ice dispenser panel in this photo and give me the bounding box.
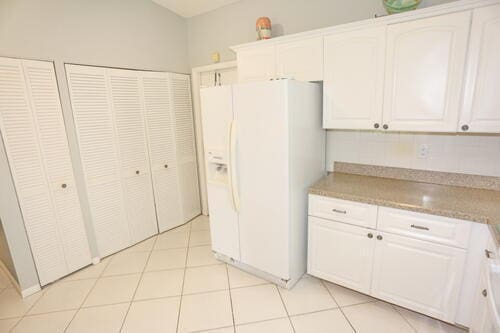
[206,150,229,185]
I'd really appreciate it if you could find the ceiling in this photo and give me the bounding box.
[152,0,242,18]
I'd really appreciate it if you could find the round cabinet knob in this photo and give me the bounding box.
[382,124,389,130]
[136,170,140,175]
[164,164,168,169]
[482,289,488,297]
[377,235,383,240]
[461,124,469,132]
[61,183,67,189]
[374,123,380,129]
[367,233,373,239]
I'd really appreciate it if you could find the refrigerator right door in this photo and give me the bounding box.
[200,86,240,261]
[233,80,290,280]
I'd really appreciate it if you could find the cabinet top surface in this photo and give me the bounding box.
[309,172,500,243]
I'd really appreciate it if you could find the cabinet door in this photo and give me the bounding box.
[383,12,470,132]
[459,4,500,133]
[66,65,130,257]
[308,217,375,294]
[142,72,183,232]
[323,27,386,129]
[276,37,323,81]
[237,46,276,83]
[371,232,466,322]
[170,74,201,222]
[107,69,158,243]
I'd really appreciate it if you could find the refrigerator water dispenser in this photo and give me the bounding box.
[206,150,229,186]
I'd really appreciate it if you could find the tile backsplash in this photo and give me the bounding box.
[326,130,500,177]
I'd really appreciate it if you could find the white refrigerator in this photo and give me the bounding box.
[200,79,325,288]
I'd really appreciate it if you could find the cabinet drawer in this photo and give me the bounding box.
[308,195,377,228]
[377,207,472,248]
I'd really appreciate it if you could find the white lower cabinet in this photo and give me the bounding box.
[308,217,375,293]
[308,195,474,324]
[371,232,466,322]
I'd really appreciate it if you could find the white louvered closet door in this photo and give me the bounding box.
[0,57,91,285]
[141,71,183,232]
[169,73,201,222]
[66,64,130,257]
[107,69,157,243]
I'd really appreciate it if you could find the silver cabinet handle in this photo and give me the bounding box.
[485,249,493,259]
[377,235,383,240]
[136,170,140,175]
[332,209,347,214]
[61,183,67,189]
[411,224,429,231]
[482,289,488,297]
[367,233,373,239]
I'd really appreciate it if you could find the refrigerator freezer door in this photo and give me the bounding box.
[233,80,290,280]
[200,86,240,260]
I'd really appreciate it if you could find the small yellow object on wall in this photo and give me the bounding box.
[211,52,220,63]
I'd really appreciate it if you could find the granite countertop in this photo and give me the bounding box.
[309,172,500,245]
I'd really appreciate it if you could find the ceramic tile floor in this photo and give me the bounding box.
[0,215,468,333]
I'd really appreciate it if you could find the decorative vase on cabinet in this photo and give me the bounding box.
[383,0,422,14]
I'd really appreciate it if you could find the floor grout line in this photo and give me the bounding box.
[225,264,236,332]
[391,304,419,333]
[118,234,159,332]
[320,279,358,333]
[176,221,192,333]
[63,250,114,332]
[274,284,296,333]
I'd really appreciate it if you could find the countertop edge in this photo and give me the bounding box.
[308,188,492,225]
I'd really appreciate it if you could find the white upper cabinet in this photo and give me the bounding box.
[323,27,386,129]
[382,11,471,132]
[459,4,500,133]
[237,46,276,83]
[276,37,323,81]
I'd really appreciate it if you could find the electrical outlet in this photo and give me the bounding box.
[418,144,430,159]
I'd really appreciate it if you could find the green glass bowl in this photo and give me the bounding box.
[383,0,422,14]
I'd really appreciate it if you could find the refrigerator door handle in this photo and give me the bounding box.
[227,121,237,211]
[229,120,240,212]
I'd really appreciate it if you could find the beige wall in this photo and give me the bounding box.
[186,0,457,67]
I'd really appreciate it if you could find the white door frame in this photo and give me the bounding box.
[191,61,237,215]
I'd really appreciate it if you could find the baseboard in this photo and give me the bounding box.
[0,259,41,298]
[20,284,41,298]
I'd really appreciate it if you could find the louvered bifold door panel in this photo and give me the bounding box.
[0,57,77,286]
[169,73,200,222]
[107,69,157,243]
[22,60,91,273]
[65,64,130,257]
[141,71,183,232]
